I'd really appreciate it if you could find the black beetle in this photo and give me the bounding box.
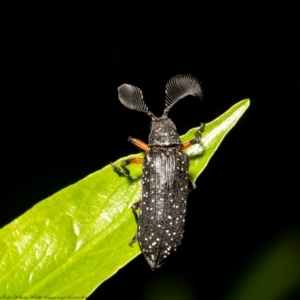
[111,74,205,269]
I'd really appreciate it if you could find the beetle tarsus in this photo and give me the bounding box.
[199,122,205,132]
[189,179,197,190]
[110,162,130,176]
[129,234,138,246]
[128,136,135,143]
[190,122,206,145]
[131,201,140,224]
[121,160,129,166]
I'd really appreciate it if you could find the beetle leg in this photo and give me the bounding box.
[111,158,144,176]
[111,162,126,175]
[131,200,141,223]
[129,200,141,246]
[129,234,138,246]
[128,136,150,151]
[180,122,205,150]
[111,136,148,175]
[188,178,197,190]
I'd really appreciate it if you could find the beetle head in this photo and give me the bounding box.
[148,116,180,146]
[117,75,202,146]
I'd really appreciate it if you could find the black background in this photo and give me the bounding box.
[1,9,299,300]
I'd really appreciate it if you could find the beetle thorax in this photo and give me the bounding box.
[148,117,181,147]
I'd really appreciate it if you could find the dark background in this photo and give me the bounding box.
[1,10,299,300]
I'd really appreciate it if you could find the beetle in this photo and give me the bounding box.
[111,74,205,270]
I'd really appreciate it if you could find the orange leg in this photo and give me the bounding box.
[111,157,144,176]
[126,158,144,164]
[111,136,149,175]
[128,136,150,151]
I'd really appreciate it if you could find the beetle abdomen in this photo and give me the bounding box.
[138,148,189,269]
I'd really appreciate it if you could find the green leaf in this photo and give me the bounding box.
[0,99,250,297]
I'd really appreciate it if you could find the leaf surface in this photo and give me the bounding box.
[0,99,250,296]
